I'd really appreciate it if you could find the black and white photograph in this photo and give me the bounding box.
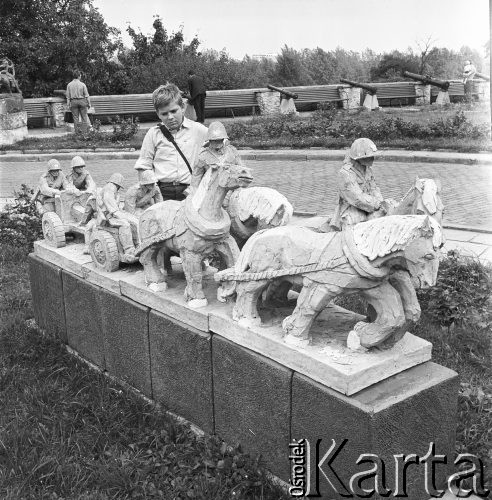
[0,1,491,498]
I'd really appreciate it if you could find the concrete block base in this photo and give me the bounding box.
[28,243,460,495]
[292,363,459,499]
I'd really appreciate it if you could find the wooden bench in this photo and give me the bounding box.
[283,84,344,108]
[24,98,55,127]
[204,89,259,117]
[363,82,417,106]
[90,94,155,120]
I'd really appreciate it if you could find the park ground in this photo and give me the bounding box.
[1,108,491,499]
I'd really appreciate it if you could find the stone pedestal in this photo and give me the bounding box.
[29,241,460,497]
[435,90,451,106]
[256,90,296,115]
[414,83,431,105]
[474,80,490,102]
[338,85,361,109]
[362,93,379,110]
[47,98,67,127]
[0,93,28,145]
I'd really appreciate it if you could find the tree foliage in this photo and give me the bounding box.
[0,0,122,97]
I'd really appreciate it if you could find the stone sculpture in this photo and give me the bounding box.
[124,170,163,216]
[136,161,253,307]
[89,173,139,271]
[225,186,293,247]
[0,57,21,94]
[215,215,443,349]
[34,159,69,213]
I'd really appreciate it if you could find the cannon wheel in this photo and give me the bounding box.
[89,230,119,272]
[42,212,66,248]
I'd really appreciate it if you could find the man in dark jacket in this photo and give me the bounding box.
[187,70,206,123]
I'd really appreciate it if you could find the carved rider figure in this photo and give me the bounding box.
[191,121,243,192]
[96,173,138,262]
[36,159,68,213]
[330,138,385,231]
[124,170,163,216]
[66,156,96,193]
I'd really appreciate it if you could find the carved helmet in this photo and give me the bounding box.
[349,138,378,161]
[108,173,124,187]
[47,159,62,171]
[139,170,157,186]
[71,155,85,168]
[207,121,228,141]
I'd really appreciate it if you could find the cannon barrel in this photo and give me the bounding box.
[403,71,450,91]
[339,78,378,95]
[267,84,298,99]
[474,72,490,81]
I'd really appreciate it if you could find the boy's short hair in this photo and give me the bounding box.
[152,83,184,110]
[73,70,81,79]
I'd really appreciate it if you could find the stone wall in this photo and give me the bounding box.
[29,242,460,499]
[0,93,28,145]
[256,90,297,115]
[338,85,361,109]
[414,83,431,105]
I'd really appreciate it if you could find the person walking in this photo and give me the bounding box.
[66,70,91,134]
[187,70,207,123]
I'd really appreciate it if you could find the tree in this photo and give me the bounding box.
[371,50,419,81]
[0,0,122,97]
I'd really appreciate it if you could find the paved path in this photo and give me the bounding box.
[2,157,491,228]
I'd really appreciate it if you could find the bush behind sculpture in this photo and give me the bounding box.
[418,250,492,328]
[0,185,42,250]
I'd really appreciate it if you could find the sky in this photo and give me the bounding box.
[93,0,490,60]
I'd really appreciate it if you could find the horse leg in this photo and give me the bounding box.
[140,245,167,292]
[233,279,269,326]
[282,278,336,347]
[263,280,292,305]
[214,236,240,302]
[355,282,406,349]
[181,250,207,308]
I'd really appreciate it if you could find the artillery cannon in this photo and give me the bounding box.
[339,78,379,110]
[474,72,490,81]
[266,84,298,100]
[403,71,450,91]
[403,71,451,105]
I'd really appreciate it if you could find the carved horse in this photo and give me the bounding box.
[215,215,443,349]
[136,162,253,308]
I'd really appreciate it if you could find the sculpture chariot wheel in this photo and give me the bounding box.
[89,230,119,272]
[42,212,66,248]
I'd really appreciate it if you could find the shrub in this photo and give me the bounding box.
[418,250,492,328]
[109,116,140,142]
[0,185,42,251]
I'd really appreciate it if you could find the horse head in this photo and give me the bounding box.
[212,161,253,190]
[400,215,442,288]
[413,177,444,224]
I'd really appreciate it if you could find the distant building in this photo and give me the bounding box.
[251,53,277,61]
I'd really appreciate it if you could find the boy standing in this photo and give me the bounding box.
[134,83,208,202]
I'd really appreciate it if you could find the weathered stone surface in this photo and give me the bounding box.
[212,336,292,480]
[149,310,214,433]
[0,125,28,146]
[256,90,281,115]
[415,83,431,105]
[339,85,361,109]
[0,94,24,114]
[210,303,432,395]
[62,270,105,368]
[99,290,152,397]
[0,110,27,129]
[28,254,66,342]
[291,362,458,499]
[34,240,92,278]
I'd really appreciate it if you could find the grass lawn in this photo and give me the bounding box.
[0,244,288,500]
